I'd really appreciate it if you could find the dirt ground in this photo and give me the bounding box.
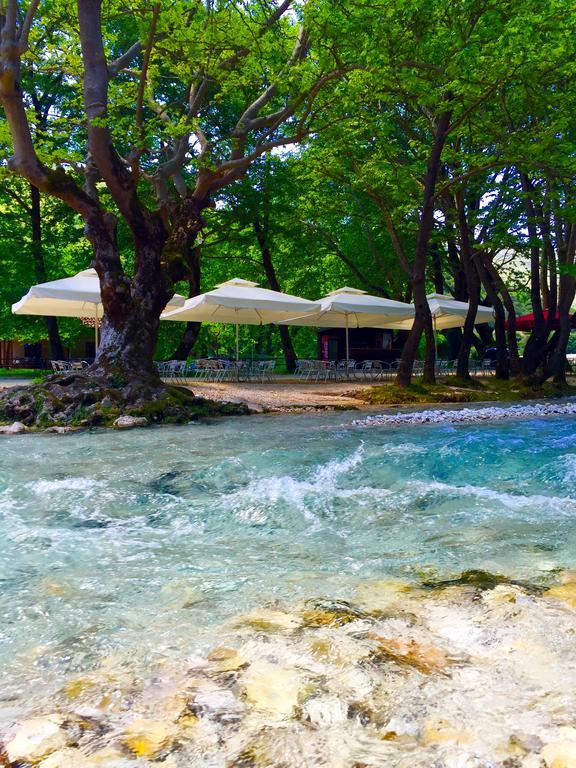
[185,377,367,412]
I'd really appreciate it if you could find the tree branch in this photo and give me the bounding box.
[77,0,147,230]
[108,40,142,78]
[18,0,39,53]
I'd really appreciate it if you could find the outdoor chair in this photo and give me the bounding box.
[256,360,275,382]
[336,359,356,380]
[294,360,312,378]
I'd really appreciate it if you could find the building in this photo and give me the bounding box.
[0,335,96,369]
[317,327,402,363]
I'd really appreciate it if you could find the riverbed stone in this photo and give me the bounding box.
[234,608,302,632]
[207,646,248,673]
[541,739,576,767]
[122,717,173,759]
[39,748,133,768]
[421,717,472,746]
[0,420,26,434]
[546,583,576,609]
[354,579,414,612]
[113,415,148,429]
[242,663,302,716]
[368,633,452,674]
[300,695,349,726]
[5,715,68,763]
[191,686,244,722]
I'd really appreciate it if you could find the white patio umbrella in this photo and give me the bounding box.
[12,268,186,349]
[161,277,322,360]
[387,293,494,331]
[278,287,415,363]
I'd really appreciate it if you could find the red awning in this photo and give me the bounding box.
[505,310,576,332]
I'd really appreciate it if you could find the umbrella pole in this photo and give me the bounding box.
[235,312,239,362]
[345,313,350,379]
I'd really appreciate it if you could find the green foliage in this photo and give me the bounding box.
[1,0,576,367]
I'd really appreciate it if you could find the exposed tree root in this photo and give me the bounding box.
[0,373,249,429]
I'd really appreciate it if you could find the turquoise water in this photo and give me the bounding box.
[1,410,575,719]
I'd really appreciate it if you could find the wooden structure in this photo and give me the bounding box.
[317,327,402,363]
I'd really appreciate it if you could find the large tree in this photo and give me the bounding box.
[0,0,346,422]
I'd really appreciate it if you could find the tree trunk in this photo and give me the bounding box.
[86,213,171,383]
[520,173,548,377]
[170,249,202,360]
[547,226,576,383]
[455,192,480,380]
[474,256,508,379]
[253,217,297,372]
[30,184,65,360]
[396,107,452,387]
[483,258,521,376]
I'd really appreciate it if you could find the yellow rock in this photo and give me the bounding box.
[242,663,301,716]
[558,570,576,585]
[542,739,576,767]
[546,582,576,609]
[421,718,471,746]
[234,608,301,632]
[122,718,173,759]
[207,646,248,672]
[5,715,68,764]
[62,676,97,700]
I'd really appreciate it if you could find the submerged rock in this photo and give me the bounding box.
[355,579,415,612]
[190,686,244,723]
[546,574,576,609]
[241,663,303,716]
[234,608,302,632]
[207,646,248,673]
[541,739,576,767]
[122,717,174,759]
[300,695,348,727]
[4,715,68,764]
[421,569,542,595]
[368,633,456,674]
[301,598,369,627]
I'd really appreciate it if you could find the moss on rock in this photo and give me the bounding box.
[0,373,249,430]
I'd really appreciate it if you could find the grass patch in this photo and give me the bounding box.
[0,368,45,378]
[357,377,576,406]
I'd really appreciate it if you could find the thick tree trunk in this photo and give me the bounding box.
[484,259,521,376]
[474,257,509,379]
[30,184,65,360]
[85,213,171,383]
[520,173,548,377]
[547,228,576,383]
[253,217,297,372]
[396,107,452,387]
